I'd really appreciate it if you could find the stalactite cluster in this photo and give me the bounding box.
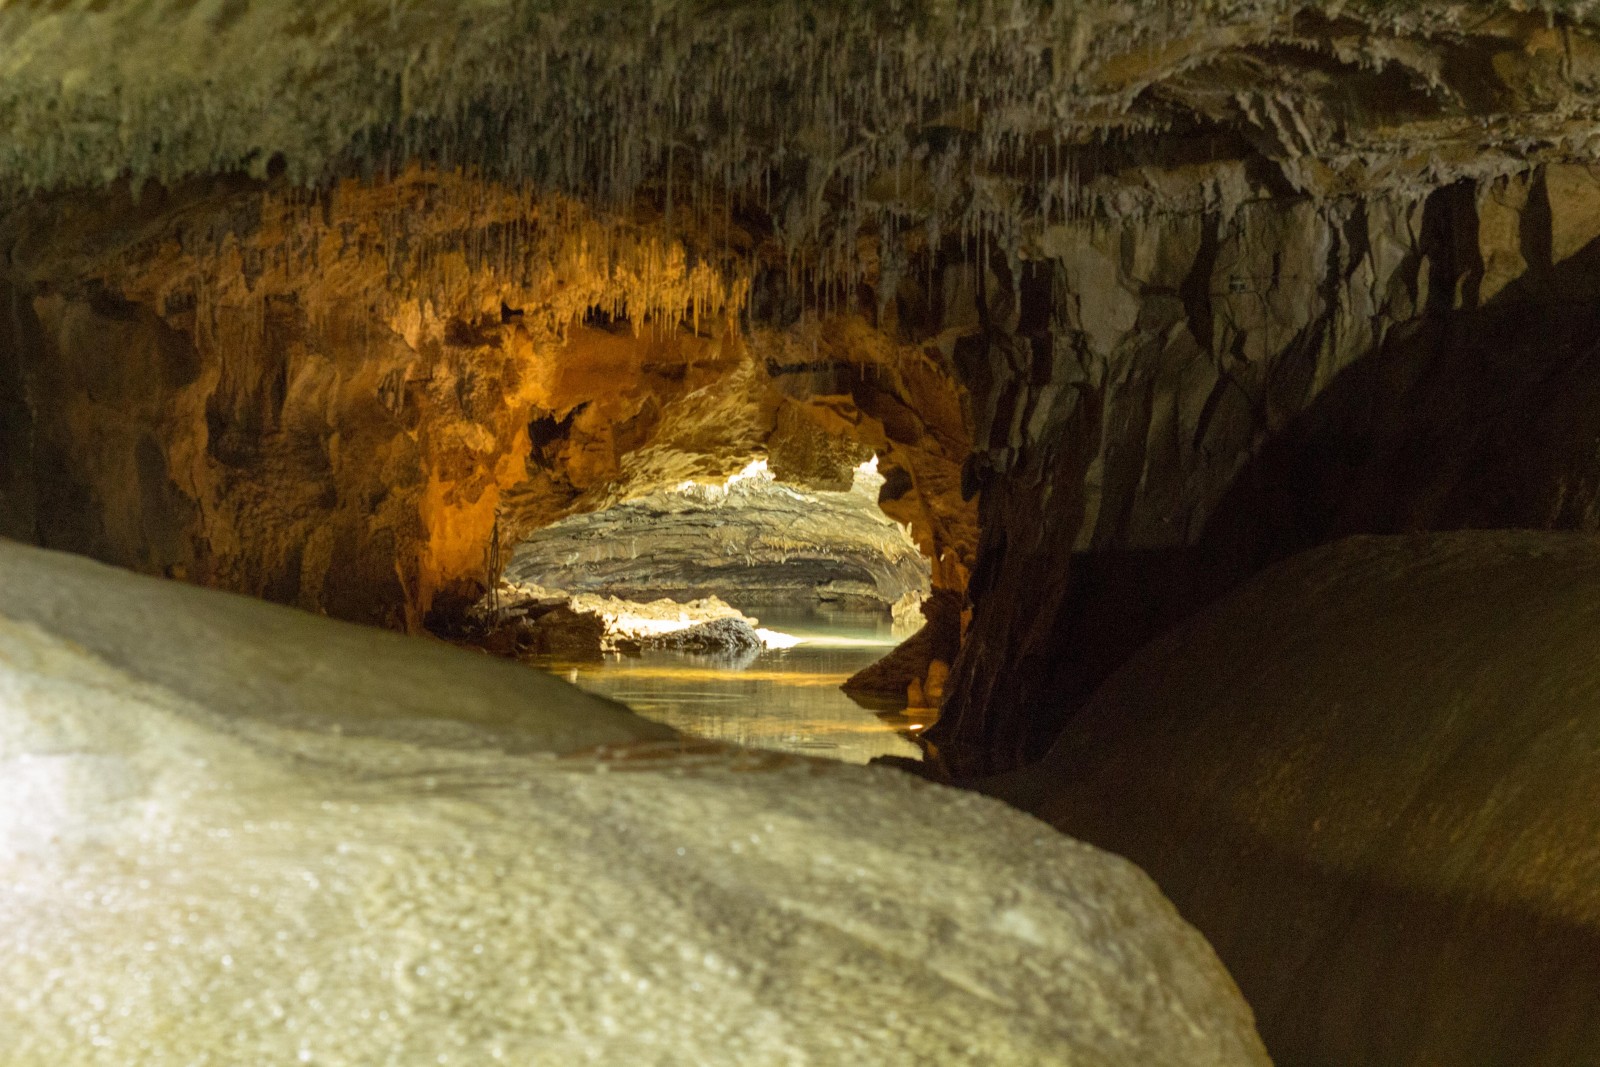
[12,0,1600,309]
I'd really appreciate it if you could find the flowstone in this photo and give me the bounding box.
[0,539,1268,1066]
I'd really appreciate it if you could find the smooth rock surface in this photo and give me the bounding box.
[0,539,1268,1066]
[997,532,1600,1067]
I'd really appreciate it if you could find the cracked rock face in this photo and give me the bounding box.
[934,159,1600,772]
[15,0,1600,759]
[504,461,931,611]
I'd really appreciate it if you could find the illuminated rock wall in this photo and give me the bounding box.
[936,164,1600,772]
[0,171,742,627]
[11,0,1600,762]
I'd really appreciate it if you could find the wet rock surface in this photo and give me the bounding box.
[638,617,765,657]
[844,588,963,710]
[519,605,610,661]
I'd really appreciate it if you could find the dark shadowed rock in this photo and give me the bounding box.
[523,606,607,661]
[640,616,764,656]
[997,532,1600,1067]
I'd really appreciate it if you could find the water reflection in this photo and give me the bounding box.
[532,606,929,764]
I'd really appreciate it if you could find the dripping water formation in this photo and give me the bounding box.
[9,2,1600,1065]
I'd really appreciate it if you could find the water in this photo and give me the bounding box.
[533,606,930,764]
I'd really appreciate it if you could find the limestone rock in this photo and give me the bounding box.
[504,459,931,611]
[0,173,740,630]
[939,164,1600,773]
[844,589,963,706]
[997,532,1600,1067]
[0,539,1269,1066]
[521,605,608,661]
[640,616,764,657]
[8,1,1600,248]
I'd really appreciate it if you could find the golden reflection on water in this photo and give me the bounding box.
[534,608,928,764]
[572,667,857,686]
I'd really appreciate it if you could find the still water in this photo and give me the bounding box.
[534,606,929,764]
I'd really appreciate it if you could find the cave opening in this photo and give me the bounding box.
[470,451,941,764]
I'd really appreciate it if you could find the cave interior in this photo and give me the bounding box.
[6,2,1600,1065]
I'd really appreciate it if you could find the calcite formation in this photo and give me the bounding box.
[0,171,971,633]
[504,459,931,610]
[0,171,741,627]
[9,2,1600,258]
[0,539,1270,1067]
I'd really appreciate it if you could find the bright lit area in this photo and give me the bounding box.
[473,455,937,763]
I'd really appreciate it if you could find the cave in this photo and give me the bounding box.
[6,3,1600,1065]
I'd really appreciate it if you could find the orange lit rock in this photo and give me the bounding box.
[0,170,745,628]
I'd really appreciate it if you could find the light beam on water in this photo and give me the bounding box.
[536,606,928,764]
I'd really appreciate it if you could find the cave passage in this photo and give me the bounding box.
[18,2,1600,1063]
[479,456,937,762]
[546,605,931,764]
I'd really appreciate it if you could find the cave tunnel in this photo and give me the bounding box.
[6,3,1600,1065]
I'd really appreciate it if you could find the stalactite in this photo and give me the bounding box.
[0,0,1181,311]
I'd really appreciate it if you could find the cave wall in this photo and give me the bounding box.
[936,162,1600,773]
[0,170,976,638]
[11,0,1600,769]
[15,155,1600,772]
[0,171,741,627]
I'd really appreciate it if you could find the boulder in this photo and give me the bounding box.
[640,616,764,656]
[523,605,608,660]
[0,540,1267,1066]
[845,589,963,705]
[998,532,1600,1067]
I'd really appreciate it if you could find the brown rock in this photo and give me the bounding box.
[523,606,607,661]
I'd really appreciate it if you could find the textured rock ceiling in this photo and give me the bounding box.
[9,0,1600,254]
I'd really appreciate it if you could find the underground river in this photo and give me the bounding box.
[531,605,931,764]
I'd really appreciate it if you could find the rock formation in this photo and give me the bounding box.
[15,1,1600,768]
[470,587,778,662]
[505,459,930,610]
[994,531,1600,1067]
[0,172,969,636]
[14,3,1600,1055]
[0,539,1269,1066]
[639,615,766,656]
[0,172,742,628]
[937,159,1600,772]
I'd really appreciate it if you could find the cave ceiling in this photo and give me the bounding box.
[5,1,1600,251]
